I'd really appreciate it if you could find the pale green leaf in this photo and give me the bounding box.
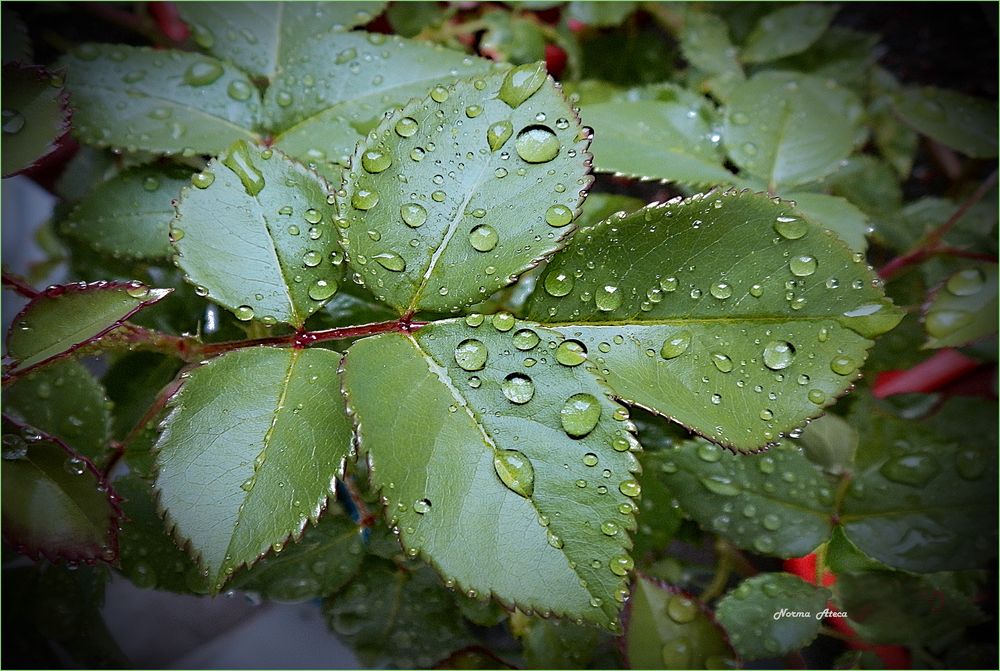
[339,65,591,314]
[827,155,903,221]
[173,141,344,327]
[678,11,744,88]
[624,576,735,668]
[795,413,858,476]
[922,264,998,348]
[5,281,171,375]
[582,98,734,185]
[5,360,111,463]
[481,10,547,64]
[154,347,352,591]
[741,3,840,64]
[892,86,999,158]
[784,192,870,252]
[342,318,640,627]
[526,189,901,451]
[2,65,69,177]
[61,167,190,260]
[1,419,119,563]
[179,2,385,81]
[657,439,837,556]
[716,573,830,660]
[269,31,496,175]
[723,71,863,189]
[566,1,636,27]
[63,44,260,155]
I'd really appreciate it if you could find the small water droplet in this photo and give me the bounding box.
[191,170,215,189]
[697,443,722,463]
[545,204,573,227]
[501,373,535,404]
[711,352,734,373]
[184,60,224,86]
[351,188,379,211]
[430,85,449,103]
[830,355,856,376]
[544,271,574,296]
[413,498,432,514]
[807,389,826,404]
[609,554,634,576]
[308,279,338,301]
[64,456,87,476]
[373,251,406,272]
[595,285,622,312]
[486,120,513,151]
[710,282,732,299]
[789,255,817,277]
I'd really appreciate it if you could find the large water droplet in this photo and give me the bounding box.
[227,80,252,101]
[184,60,224,86]
[501,373,535,404]
[223,140,264,196]
[394,116,418,137]
[512,329,539,351]
[486,120,513,151]
[700,474,739,496]
[660,331,692,359]
[413,498,432,514]
[494,449,534,497]
[515,125,559,163]
[925,309,973,338]
[619,479,641,497]
[946,268,986,296]
[841,303,902,338]
[789,255,817,277]
[609,554,634,576]
[191,170,215,189]
[661,639,691,668]
[774,215,808,240]
[234,305,255,321]
[667,594,698,624]
[351,188,379,211]
[555,340,587,366]
[711,352,734,373]
[454,339,488,371]
[545,204,573,227]
[544,271,573,296]
[400,203,427,228]
[696,442,722,463]
[561,393,601,438]
[373,251,406,272]
[762,340,795,370]
[308,279,338,301]
[361,148,392,174]
[469,225,498,252]
[880,454,940,487]
[498,62,546,108]
[830,355,856,376]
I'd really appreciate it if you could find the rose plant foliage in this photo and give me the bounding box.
[2,2,997,668]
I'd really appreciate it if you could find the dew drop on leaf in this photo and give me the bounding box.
[361,148,392,174]
[191,171,215,189]
[501,373,535,404]
[515,125,560,163]
[560,393,602,438]
[946,268,986,296]
[307,279,338,301]
[498,62,546,108]
[512,329,540,351]
[486,120,513,151]
[351,188,379,211]
[666,595,698,624]
[762,340,795,370]
[545,204,573,227]
[879,454,941,487]
[789,255,818,277]
[223,140,265,196]
[226,80,251,101]
[454,339,488,371]
[400,203,427,228]
[413,499,431,514]
[394,116,418,138]
[555,340,587,366]
[468,225,499,252]
[773,215,808,240]
[830,355,857,376]
[183,60,223,86]
[544,271,574,296]
[373,251,406,272]
[595,285,622,312]
[660,331,692,359]
[493,449,534,497]
[609,554,634,576]
[491,312,515,332]
[711,352,734,373]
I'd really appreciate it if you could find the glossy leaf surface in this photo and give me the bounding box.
[63,44,260,155]
[892,86,999,158]
[527,189,901,451]
[339,65,591,314]
[173,141,343,327]
[741,3,840,64]
[154,347,352,591]
[784,192,869,252]
[922,264,998,348]
[1,65,69,176]
[716,573,830,659]
[342,318,639,627]
[678,10,744,89]
[5,282,171,375]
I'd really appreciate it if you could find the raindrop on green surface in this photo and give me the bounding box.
[661,640,692,668]
[361,148,392,173]
[789,255,818,277]
[807,389,826,404]
[351,188,379,211]
[394,116,418,137]
[64,456,87,476]
[501,373,535,404]
[486,120,513,151]
[191,171,215,189]
[544,271,574,296]
[400,203,427,228]
[413,499,431,514]
[223,140,264,196]
[955,449,985,480]
[700,474,739,496]
[373,251,406,272]
[227,80,252,101]
[308,280,338,301]
[498,62,547,108]
[600,521,619,536]
[842,303,903,339]
[469,225,499,252]
[830,355,857,376]
[431,190,446,203]
[494,449,534,497]
[879,454,941,487]
[667,595,698,624]
[454,339,488,371]
[696,442,722,463]
[762,513,782,530]
[773,215,808,240]
[430,85,449,103]
[555,340,587,367]
[302,251,322,267]
[619,479,641,497]
[492,312,515,332]
[303,208,322,224]
[595,285,622,312]
[561,393,602,438]
[711,352,734,373]
[234,305,255,321]
[946,268,986,296]
[515,126,560,163]
[660,331,692,359]
[609,554,634,576]
[925,310,973,338]
[762,340,795,370]
[583,453,599,466]
[545,204,573,227]
[710,282,732,299]
[512,329,539,351]
[465,104,482,118]
[183,60,224,86]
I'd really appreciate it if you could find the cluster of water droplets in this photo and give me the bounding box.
[924,266,993,341]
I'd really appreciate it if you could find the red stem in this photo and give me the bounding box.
[198,318,424,357]
[103,374,187,478]
[2,270,40,298]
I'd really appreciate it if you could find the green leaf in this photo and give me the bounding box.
[324,559,474,668]
[825,527,887,575]
[103,351,183,440]
[154,346,352,591]
[768,27,879,93]
[342,318,640,627]
[179,2,385,81]
[892,86,999,158]
[2,65,69,177]
[173,141,344,327]
[61,167,190,260]
[481,10,547,64]
[339,65,591,315]
[922,264,998,348]
[827,155,903,222]
[658,439,836,557]
[741,3,840,64]
[723,72,862,189]
[784,192,870,252]
[633,450,684,559]
[795,413,858,476]
[231,509,364,601]
[716,573,831,660]
[869,67,919,178]
[5,360,112,463]
[678,11,745,91]
[2,419,121,563]
[834,571,986,645]
[269,31,495,175]
[582,97,734,185]
[386,1,447,38]
[5,281,172,375]
[115,474,208,593]
[515,616,608,669]
[526,189,901,452]
[839,400,998,573]
[624,576,735,669]
[63,44,260,155]
[566,1,636,27]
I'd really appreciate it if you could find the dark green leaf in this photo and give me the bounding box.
[515,616,608,669]
[566,1,636,27]
[741,3,840,64]
[339,65,591,314]
[716,572,830,660]
[179,2,385,81]
[2,65,69,177]
[481,10,547,64]
[323,559,474,668]
[5,360,112,463]
[173,141,344,327]
[63,44,260,155]
[624,576,735,669]
[827,155,903,223]
[869,67,919,178]
[723,72,862,189]
[892,86,998,158]
[526,189,901,451]
[795,413,858,476]
[922,264,998,348]
[768,27,879,93]
[5,281,171,375]
[103,351,183,440]
[784,192,870,252]
[2,419,120,563]
[633,450,684,559]
[154,346,352,591]
[342,318,640,627]
[386,1,447,37]
[61,167,190,260]
[579,23,676,86]
[825,527,887,575]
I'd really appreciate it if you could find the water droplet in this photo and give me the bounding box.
[223,140,264,196]
[880,454,940,487]
[754,536,775,553]
[700,474,739,496]
[351,188,379,211]
[762,340,795,370]
[711,352,734,373]
[657,330,692,359]
[789,255,817,277]
[830,355,856,376]
[399,203,427,228]
[842,303,902,339]
[430,85,449,103]
[1,108,24,134]
[774,215,808,240]
[555,340,587,367]
[469,225,498,252]
[600,521,619,536]
[955,449,984,480]
[303,208,323,224]
[619,479,641,497]
[512,329,540,351]
[545,204,573,227]
[544,271,573,296]
[413,498,431,514]
[925,309,974,337]
[762,513,782,530]
[710,282,732,299]
[697,443,722,462]
[946,267,986,296]
[595,285,622,312]
[498,62,546,108]
[124,282,150,299]
[465,313,485,327]
[486,120,513,151]
[454,339,488,371]
[308,279,338,301]
[409,147,425,161]
[666,595,697,623]
[609,555,634,576]
[394,116,418,137]
[807,389,826,405]
[227,80,252,101]
[191,170,215,189]
[494,449,534,497]
[491,312,515,332]
[184,60,224,86]
[431,190,446,203]
[64,456,87,476]
[561,393,601,438]
[361,148,392,174]
[275,91,293,107]
[169,227,185,242]
[373,251,406,272]
[501,373,535,405]
[583,453,599,467]
[759,408,774,421]
[515,125,560,163]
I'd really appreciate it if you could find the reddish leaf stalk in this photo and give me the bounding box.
[2,270,40,298]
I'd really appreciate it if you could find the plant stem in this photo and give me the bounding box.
[1,270,39,298]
